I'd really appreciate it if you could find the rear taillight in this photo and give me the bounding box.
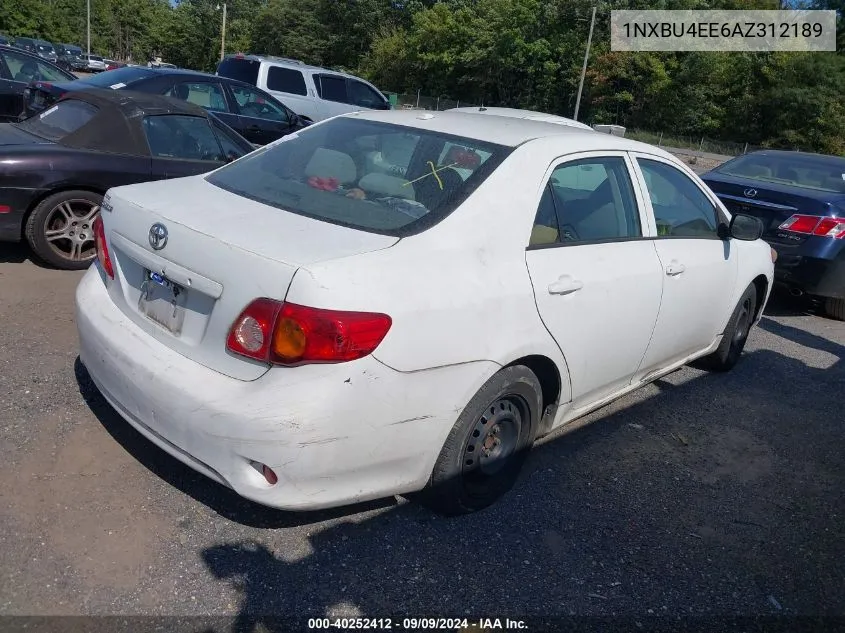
[779,214,845,239]
[226,299,392,366]
[813,217,845,239]
[92,216,114,278]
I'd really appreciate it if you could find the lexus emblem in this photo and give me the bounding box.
[148,223,168,250]
[743,188,758,198]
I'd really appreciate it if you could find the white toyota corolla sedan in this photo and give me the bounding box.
[77,110,775,515]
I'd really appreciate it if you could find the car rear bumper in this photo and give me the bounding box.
[76,267,492,511]
[772,240,845,299]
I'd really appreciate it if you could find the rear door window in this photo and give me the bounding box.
[143,115,225,162]
[266,66,307,96]
[315,75,348,103]
[165,81,230,112]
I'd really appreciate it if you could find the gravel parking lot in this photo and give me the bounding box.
[1,244,843,625]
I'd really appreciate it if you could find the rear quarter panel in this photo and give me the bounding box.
[284,139,574,401]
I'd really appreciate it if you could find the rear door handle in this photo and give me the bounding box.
[548,275,584,295]
[665,261,686,276]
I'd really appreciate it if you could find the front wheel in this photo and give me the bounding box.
[694,284,757,372]
[25,190,103,270]
[417,365,542,516]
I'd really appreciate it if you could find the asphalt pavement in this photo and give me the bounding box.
[1,243,843,627]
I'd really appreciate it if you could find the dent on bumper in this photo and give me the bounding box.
[75,268,496,510]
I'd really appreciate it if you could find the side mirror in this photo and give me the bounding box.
[729,213,764,241]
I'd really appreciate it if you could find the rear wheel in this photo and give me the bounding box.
[417,365,542,516]
[25,190,102,270]
[824,297,845,321]
[694,284,757,372]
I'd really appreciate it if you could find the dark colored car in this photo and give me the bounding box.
[25,66,309,146]
[0,44,77,122]
[0,35,9,46]
[34,40,58,63]
[0,89,254,269]
[701,150,845,320]
[55,44,87,72]
[12,37,37,54]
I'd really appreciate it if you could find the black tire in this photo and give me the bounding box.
[25,190,103,270]
[417,365,542,516]
[824,297,845,321]
[694,284,757,372]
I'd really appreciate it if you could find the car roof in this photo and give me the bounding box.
[64,86,211,117]
[222,54,363,80]
[345,109,670,153]
[138,66,270,91]
[449,106,594,131]
[46,88,251,156]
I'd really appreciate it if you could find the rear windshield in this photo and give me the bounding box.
[80,66,153,87]
[37,44,55,53]
[87,55,103,61]
[16,100,98,141]
[716,154,845,193]
[206,117,510,236]
[217,58,259,86]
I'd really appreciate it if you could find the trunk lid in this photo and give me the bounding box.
[702,171,844,245]
[100,175,399,381]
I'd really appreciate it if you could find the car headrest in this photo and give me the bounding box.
[358,173,415,200]
[304,148,357,185]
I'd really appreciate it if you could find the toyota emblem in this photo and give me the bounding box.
[743,188,758,198]
[148,223,168,250]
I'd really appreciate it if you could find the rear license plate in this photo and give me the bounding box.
[138,271,187,334]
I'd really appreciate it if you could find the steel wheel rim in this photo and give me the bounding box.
[462,396,525,478]
[43,199,100,262]
[733,297,753,344]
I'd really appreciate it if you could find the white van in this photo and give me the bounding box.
[216,54,390,122]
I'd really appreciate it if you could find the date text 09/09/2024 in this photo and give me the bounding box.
[307,618,529,630]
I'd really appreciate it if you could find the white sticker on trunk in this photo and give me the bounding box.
[39,105,58,118]
[110,82,126,89]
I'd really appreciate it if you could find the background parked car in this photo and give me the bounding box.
[701,150,845,320]
[216,53,390,122]
[34,40,58,63]
[0,89,254,269]
[104,58,127,71]
[0,35,10,46]
[83,54,107,72]
[55,44,87,72]
[11,37,37,54]
[25,66,309,146]
[0,44,77,122]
